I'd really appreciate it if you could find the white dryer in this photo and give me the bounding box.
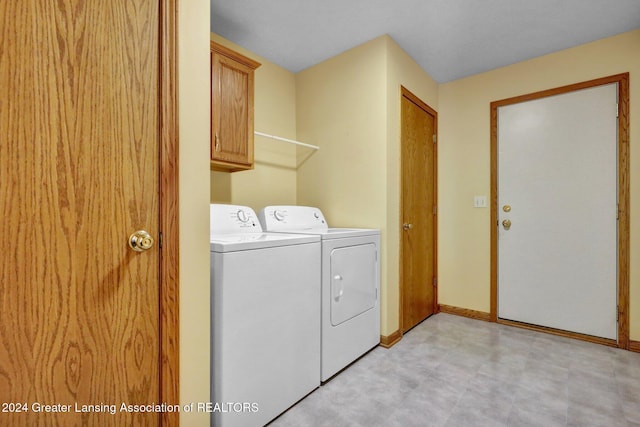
[259,206,380,381]
[210,204,321,427]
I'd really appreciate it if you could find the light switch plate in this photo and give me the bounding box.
[474,196,488,208]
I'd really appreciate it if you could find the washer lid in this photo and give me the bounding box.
[210,232,320,252]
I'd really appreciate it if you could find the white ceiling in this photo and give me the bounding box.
[210,0,640,83]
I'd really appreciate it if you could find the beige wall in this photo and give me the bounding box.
[179,0,211,425]
[296,36,387,226]
[210,34,298,213]
[296,35,437,336]
[438,30,640,340]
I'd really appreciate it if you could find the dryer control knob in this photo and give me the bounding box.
[274,210,285,221]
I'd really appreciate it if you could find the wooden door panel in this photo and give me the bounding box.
[217,56,251,162]
[0,1,160,425]
[401,90,436,332]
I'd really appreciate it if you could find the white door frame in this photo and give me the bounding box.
[489,73,630,349]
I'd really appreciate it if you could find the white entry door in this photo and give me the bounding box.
[498,83,618,340]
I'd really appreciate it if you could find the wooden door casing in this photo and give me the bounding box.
[497,84,618,340]
[489,73,630,349]
[0,1,179,425]
[400,87,438,333]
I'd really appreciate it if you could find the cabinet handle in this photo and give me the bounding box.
[215,132,220,152]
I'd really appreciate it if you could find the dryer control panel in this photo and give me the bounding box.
[259,206,327,231]
[211,204,262,234]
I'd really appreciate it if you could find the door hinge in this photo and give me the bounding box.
[159,231,163,249]
[433,205,437,215]
[432,277,437,287]
[432,134,437,144]
[617,305,620,321]
[616,103,619,118]
[617,203,619,220]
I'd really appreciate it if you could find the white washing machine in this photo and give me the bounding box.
[210,204,321,427]
[259,206,380,382]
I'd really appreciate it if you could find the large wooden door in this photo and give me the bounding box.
[0,1,168,425]
[401,87,437,333]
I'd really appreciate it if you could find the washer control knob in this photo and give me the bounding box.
[237,209,249,223]
[274,210,285,221]
[314,212,320,219]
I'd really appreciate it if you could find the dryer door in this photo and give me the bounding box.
[330,243,377,326]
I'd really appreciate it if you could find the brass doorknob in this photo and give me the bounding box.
[402,223,413,231]
[502,219,512,230]
[129,230,154,252]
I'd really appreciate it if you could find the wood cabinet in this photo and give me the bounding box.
[210,41,261,171]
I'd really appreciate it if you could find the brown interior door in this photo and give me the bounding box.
[0,1,162,425]
[401,88,437,333]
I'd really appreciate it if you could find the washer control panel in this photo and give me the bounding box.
[211,204,262,234]
[259,206,328,231]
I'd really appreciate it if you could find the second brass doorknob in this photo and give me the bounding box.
[502,219,512,230]
[129,230,154,252]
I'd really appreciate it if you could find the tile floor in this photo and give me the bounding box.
[270,313,640,427]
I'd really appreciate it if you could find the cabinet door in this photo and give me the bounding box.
[211,50,256,169]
